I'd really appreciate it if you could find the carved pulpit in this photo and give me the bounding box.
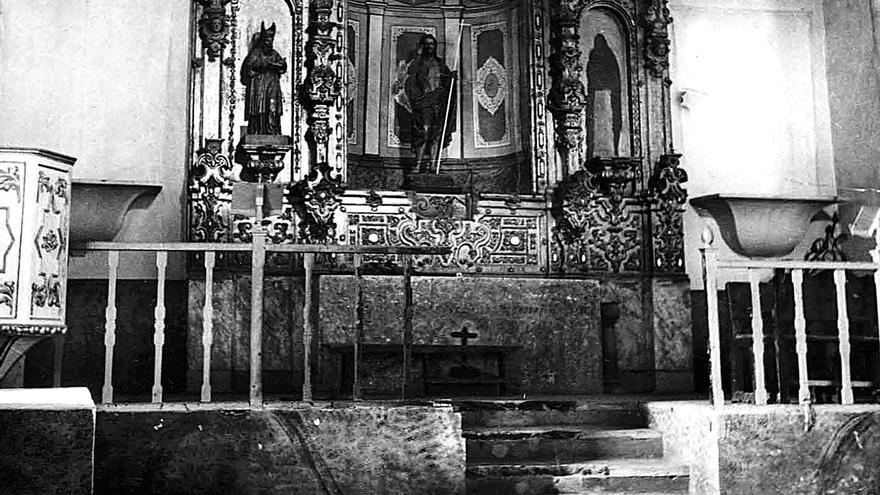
[0,148,74,383]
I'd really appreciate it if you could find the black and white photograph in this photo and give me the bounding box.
[1,0,880,493]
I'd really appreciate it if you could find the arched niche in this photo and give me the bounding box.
[190,0,301,183]
[579,6,634,160]
[343,0,542,194]
[188,0,302,243]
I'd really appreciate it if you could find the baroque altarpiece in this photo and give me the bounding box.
[186,0,692,396]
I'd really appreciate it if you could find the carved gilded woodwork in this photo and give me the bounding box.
[303,0,343,168]
[183,0,686,279]
[551,163,642,274]
[189,139,233,242]
[288,163,346,244]
[196,0,232,62]
[644,0,673,78]
[649,153,687,273]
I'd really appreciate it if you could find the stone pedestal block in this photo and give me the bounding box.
[0,387,96,495]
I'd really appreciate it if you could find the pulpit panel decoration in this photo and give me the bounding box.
[0,149,73,332]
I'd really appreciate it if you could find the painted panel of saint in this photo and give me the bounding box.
[580,9,631,158]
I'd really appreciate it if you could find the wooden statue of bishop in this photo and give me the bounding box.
[241,22,287,136]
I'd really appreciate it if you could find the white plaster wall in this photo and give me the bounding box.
[668,0,836,288]
[0,0,192,279]
[821,0,880,261]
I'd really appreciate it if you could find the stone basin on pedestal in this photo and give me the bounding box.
[690,193,837,257]
[70,179,162,242]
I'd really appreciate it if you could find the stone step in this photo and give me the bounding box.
[455,399,648,429]
[464,425,663,463]
[466,458,689,494]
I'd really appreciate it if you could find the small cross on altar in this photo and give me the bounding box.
[450,326,478,346]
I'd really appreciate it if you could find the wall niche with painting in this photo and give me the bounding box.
[345,0,534,193]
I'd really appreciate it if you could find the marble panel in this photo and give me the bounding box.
[649,402,880,494]
[652,279,692,371]
[187,275,305,394]
[186,277,236,392]
[599,280,651,371]
[717,405,880,494]
[95,404,464,495]
[319,275,602,394]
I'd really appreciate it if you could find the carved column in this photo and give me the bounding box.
[294,0,346,243]
[548,0,587,177]
[643,0,675,160]
[303,0,343,171]
[649,153,687,273]
[644,0,672,79]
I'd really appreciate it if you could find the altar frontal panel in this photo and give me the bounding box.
[319,275,602,395]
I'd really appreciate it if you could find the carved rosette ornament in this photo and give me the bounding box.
[645,0,673,78]
[548,0,588,173]
[287,163,345,244]
[303,0,342,168]
[189,139,233,242]
[649,153,687,272]
[196,0,232,62]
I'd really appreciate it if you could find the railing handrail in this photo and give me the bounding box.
[71,241,451,256]
[78,239,443,407]
[701,244,878,408]
[712,258,880,271]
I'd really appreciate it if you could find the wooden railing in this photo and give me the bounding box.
[73,241,449,406]
[701,245,880,408]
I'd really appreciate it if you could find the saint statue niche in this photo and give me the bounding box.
[404,34,457,173]
[585,34,623,158]
[241,22,287,136]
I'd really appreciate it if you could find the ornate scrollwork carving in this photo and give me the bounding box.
[31,273,60,309]
[365,190,383,211]
[586,157,640,202]
[649,153,687,205]
[347,210,541,273]
[288,163,345,244]
[0,165,21,202]
[552,162,641,273]
[552,170,598,245]
[548,0,589,173]
[0,281,15,311]
[302,0,342,168]
[645,0,673,78]
[805,212,847,264]
[196,0,232,62]
[189,139,233,242]
[231,216,295,244]
[649,153,687,272]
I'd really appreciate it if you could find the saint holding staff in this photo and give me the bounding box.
[404,34,457,174]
